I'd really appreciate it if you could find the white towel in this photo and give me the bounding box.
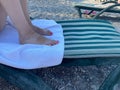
[0,19,64,69]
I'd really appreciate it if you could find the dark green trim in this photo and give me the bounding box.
[99,65,120,90]
[0,64,52,90]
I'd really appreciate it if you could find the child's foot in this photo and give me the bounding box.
[33,26,53,36]
[20,31,58,46]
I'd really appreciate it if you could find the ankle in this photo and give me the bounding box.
[19,28,35,44]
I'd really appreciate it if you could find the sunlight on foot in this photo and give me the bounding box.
[20,32,58,46]
[33,26,53,36]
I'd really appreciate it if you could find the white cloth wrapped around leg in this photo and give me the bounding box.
[0,19,64,69]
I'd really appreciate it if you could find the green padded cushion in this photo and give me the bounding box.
[57,19,120,58]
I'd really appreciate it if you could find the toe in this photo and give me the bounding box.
[45,30,53,36]
[47,40,59,46]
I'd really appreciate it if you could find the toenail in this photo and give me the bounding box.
[50,32,53,35]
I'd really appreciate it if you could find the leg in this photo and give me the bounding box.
[0,3,7,31]
[118,0,120,3]
[20,0,53,36]
[0,0,58,45]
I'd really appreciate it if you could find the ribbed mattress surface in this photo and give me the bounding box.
[57,19,120,58]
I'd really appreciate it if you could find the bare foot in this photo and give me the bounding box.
[33,25,53,36]
[20,31,58,46]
